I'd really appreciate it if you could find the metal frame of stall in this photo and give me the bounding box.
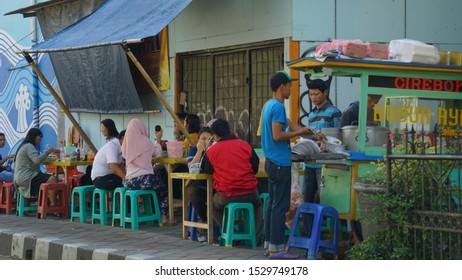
[288,57,462,221]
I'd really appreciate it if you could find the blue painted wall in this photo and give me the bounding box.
[0,0,58,160]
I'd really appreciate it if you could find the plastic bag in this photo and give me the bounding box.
[389,39,440,64]
[285,165,304,229]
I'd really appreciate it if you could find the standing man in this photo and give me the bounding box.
[303,79,341,203]
[0,132,15,182]
[260,70,315,259]
[201,119,263,243]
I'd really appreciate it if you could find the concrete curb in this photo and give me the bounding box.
[0,215,266,260]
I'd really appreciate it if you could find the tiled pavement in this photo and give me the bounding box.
[0,214,267,260]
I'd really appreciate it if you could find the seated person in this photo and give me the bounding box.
[122,118,169,223]
[200,119,263,243]
[14,128,58,204]
[91,119,125,190]
[186,127,213,240]
[183,113,200,150]
[0,132,15,182]
[173,112,187,141]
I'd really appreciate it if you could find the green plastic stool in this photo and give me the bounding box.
[260,192,269,241]
[260,192,292,239]
[16,193,37,217]
[91,188,113,225]
[70,185,95,223]
[220,202,257,249]
[123,189,163,230]
[112,187,127,227]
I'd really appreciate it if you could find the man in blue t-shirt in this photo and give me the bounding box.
[260,70,315,259]
[303,79,341,203]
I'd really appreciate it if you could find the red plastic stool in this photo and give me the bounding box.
[0,182,16,214]
[37,183,69,219]
[62,167,81,185]
[70,173,85,193]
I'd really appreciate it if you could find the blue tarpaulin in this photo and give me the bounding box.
[13,0,192,113]
[28,0,192,52]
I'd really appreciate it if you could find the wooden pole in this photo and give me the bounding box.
[23,52,98,153]
[123,45,195,146]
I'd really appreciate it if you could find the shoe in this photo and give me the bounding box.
[268,251,299,260]
[197,234,207,243]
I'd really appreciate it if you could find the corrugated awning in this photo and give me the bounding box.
[22,0,192,53]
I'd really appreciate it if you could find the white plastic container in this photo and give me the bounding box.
[389,39,440,64]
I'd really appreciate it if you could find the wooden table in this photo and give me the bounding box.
[170,172,213,244]
[171,169,302,244]
[43,160,93,189]
[152,157,187,225]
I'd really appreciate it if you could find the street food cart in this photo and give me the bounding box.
[288,57,462,221]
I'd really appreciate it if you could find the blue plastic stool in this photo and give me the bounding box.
[220,202,257,249]
[70,185,95,223]
[112,187,127,227]
[123,189,163,230]
[188,201,199,240]
[91,188,113,225]
[287,202,339,260]
[16,193,38,217]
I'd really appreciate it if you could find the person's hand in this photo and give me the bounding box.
[205,136,214,148]
[196,142,206,152]
[298,127,314,137]
[313,132,327,142]
[45,146,55,153]
[8,154,15,159]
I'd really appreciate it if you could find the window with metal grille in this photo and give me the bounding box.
[179,41,284,147]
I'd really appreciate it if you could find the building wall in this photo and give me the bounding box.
[170,0,292,53]
[0,0,58,157]
[293,0,462,112]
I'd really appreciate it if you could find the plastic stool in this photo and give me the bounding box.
[123,189,162,230]
[287,202,339,260]
[37,183,69,219]
[112,187,127,227]
[220,202,257,249]
[188,201,199,240]
[17,193,38,217]
[91,188,113,225]
[69,173,85,193]
[70,185,96,223]
[0,182,16,214]
[260,192,291,238]
[260,192,269,241]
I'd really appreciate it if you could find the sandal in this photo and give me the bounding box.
[268,251,299,260]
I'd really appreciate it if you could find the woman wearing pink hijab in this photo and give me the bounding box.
[121,118,168,223]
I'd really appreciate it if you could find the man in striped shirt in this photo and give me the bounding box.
[303,79,341,203]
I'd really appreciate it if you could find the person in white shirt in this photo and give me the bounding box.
[91,119,125,190]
